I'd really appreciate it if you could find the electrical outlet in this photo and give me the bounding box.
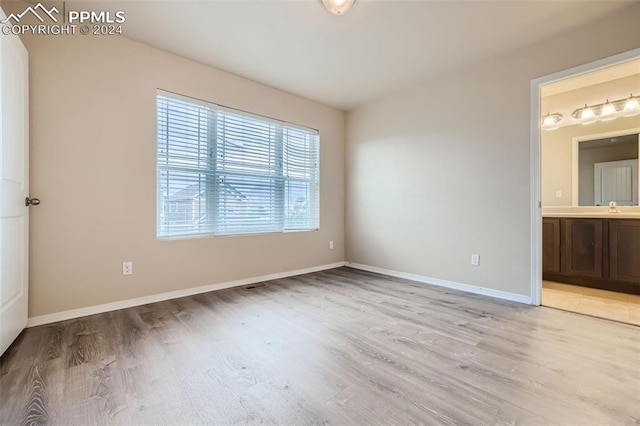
[555,190,562,198]
[122,261,133,276]
[471,254,480,266]
[329,240,334,250]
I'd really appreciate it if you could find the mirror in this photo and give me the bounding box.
[574,132,639,206]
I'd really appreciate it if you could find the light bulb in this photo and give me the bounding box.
[623,94,640,116]
[321,0,356,15]
[580,104,596,125]
[600,100,617,121]
[542,115,555,126]
[541,112,562,131]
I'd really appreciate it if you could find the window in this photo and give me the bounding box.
[156,92,320,238]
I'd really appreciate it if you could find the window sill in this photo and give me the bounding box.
[157,228,319,241]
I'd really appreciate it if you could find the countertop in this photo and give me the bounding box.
[542,207,640,219]
[543,212,640,219]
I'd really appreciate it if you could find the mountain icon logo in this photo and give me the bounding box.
[1,3,59,24]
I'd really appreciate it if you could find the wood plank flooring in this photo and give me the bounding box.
[1,267,639,425]
[543,280,640,326]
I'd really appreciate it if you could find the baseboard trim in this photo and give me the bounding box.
[346,262,532,305]
[27,261,347,327]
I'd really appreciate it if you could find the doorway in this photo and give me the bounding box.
[530,48,640,325]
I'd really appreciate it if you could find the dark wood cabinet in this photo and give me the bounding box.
[542,218,560,273]
[562,218,603,278]
[543,217,639,295]
[610,220,640,283]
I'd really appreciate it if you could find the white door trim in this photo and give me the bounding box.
[530,47,640,306]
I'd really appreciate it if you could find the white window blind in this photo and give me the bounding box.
[156,92,320,238]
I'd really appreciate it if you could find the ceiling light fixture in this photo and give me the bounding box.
[541,112,563,131]
[321,0,356,16]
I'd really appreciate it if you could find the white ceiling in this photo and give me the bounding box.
[76,0,637,110]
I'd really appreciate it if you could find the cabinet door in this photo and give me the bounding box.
[542,218,560,273]
[610,220,640,283]
[563,219,603,278]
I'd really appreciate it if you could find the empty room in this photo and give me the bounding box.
[1,0,639,424]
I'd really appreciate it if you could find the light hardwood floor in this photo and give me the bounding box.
[1,267,639,425]
[543,281,640,326]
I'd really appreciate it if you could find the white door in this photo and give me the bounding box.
[594,159,639,206]
[0,6,30,356]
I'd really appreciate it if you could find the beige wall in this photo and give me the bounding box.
[542,121,640,206]
[9,1,640,316]
[20,32,345,317]
[346,4,640,297]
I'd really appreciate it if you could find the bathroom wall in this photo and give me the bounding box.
[541,73,640,206]
[542,120,640,207]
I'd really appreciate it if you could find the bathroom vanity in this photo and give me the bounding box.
[542,213,640,295]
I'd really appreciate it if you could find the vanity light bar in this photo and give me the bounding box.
[572,94,640,124]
